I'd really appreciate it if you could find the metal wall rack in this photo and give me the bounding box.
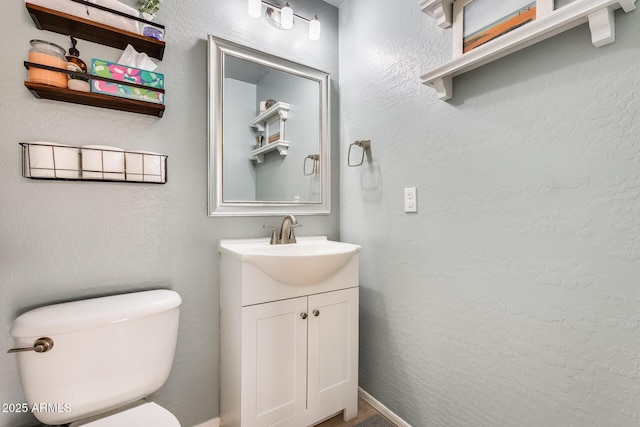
[21,142,168,184]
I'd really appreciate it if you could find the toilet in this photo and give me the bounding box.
[8,289,182,426]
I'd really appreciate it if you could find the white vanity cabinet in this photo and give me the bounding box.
[219,237,361,427]
[242,288,358,427]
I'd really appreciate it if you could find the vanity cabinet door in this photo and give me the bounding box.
[307,287,359,406]
[241,297,308,427]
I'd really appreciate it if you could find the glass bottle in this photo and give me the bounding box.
[65,36,90,92]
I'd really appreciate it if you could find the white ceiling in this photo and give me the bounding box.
[322,0,347,7]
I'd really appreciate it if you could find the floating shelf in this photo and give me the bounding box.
[420,0,637,101]
[250,140,290,163]
[26,2,165,60]
[25,81,165,117]
[24,62,165,117]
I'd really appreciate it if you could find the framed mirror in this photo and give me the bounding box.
[207,36,331,216]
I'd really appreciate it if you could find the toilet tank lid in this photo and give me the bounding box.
[10,290,182,338]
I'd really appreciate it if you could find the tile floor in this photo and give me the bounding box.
[314,396,396,426]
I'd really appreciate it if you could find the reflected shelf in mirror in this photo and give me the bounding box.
[250,102,289,131]
[250,140,290,163]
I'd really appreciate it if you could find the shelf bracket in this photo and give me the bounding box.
[251,146,289,164]
[432,77,452,101]
[588,7,616,46]
[250,141,290,163]
[419,0,454,28]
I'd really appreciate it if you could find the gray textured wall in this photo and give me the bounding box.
[340,0,640,426]
[0,1,338,426]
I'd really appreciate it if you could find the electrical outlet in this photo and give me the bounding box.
[404,187,417,213]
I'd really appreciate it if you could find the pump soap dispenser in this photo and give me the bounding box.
[66,36,89,92]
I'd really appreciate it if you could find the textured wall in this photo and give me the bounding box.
[0,1,338,426]
[339,1,640,426]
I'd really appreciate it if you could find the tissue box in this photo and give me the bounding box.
[91,59,164,104]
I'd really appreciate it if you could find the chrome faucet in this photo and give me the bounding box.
[263,215,302,244]
[278,215,300,244]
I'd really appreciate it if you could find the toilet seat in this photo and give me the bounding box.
[69,401,180,427]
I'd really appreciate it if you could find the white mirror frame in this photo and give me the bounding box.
[207,35,331,216]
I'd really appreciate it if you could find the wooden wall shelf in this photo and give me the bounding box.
[25,81,165,117]
[26,2,165,60]
[420,0,637,101]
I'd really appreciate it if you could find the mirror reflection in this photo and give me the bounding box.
[223,55,320,202]
[208,36,330,216]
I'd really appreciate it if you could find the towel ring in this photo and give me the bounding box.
[304,154,320,176]
[348,140,371,167]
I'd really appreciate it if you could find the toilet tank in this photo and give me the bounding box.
[9,289,181,426]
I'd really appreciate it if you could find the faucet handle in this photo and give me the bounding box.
[288,223,302,243]
[262,225,278,245]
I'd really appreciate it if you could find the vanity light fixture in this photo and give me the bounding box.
[248,0,321,40]
[309,15,321,41]
[280,3,294,29]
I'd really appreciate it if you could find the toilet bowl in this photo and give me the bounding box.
[8,290,182,426]
[69,401,179,426]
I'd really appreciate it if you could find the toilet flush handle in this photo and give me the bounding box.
[7,337,54,354]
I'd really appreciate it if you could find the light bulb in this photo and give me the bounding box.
[281,3,294,30]
[309,15,321,40]
[248,0,261,18]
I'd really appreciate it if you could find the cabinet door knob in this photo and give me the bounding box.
[300,312,308,320]
[312,310,320,317]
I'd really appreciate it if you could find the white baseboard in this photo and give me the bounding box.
[192,417,220,427]
[192,392,406,427]
[358,387,412,427]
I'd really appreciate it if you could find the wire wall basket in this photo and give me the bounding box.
[21,142,167,184]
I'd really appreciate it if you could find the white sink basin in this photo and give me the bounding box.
[219,236,361,286]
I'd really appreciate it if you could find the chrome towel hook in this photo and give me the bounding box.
[348,140,371,167]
